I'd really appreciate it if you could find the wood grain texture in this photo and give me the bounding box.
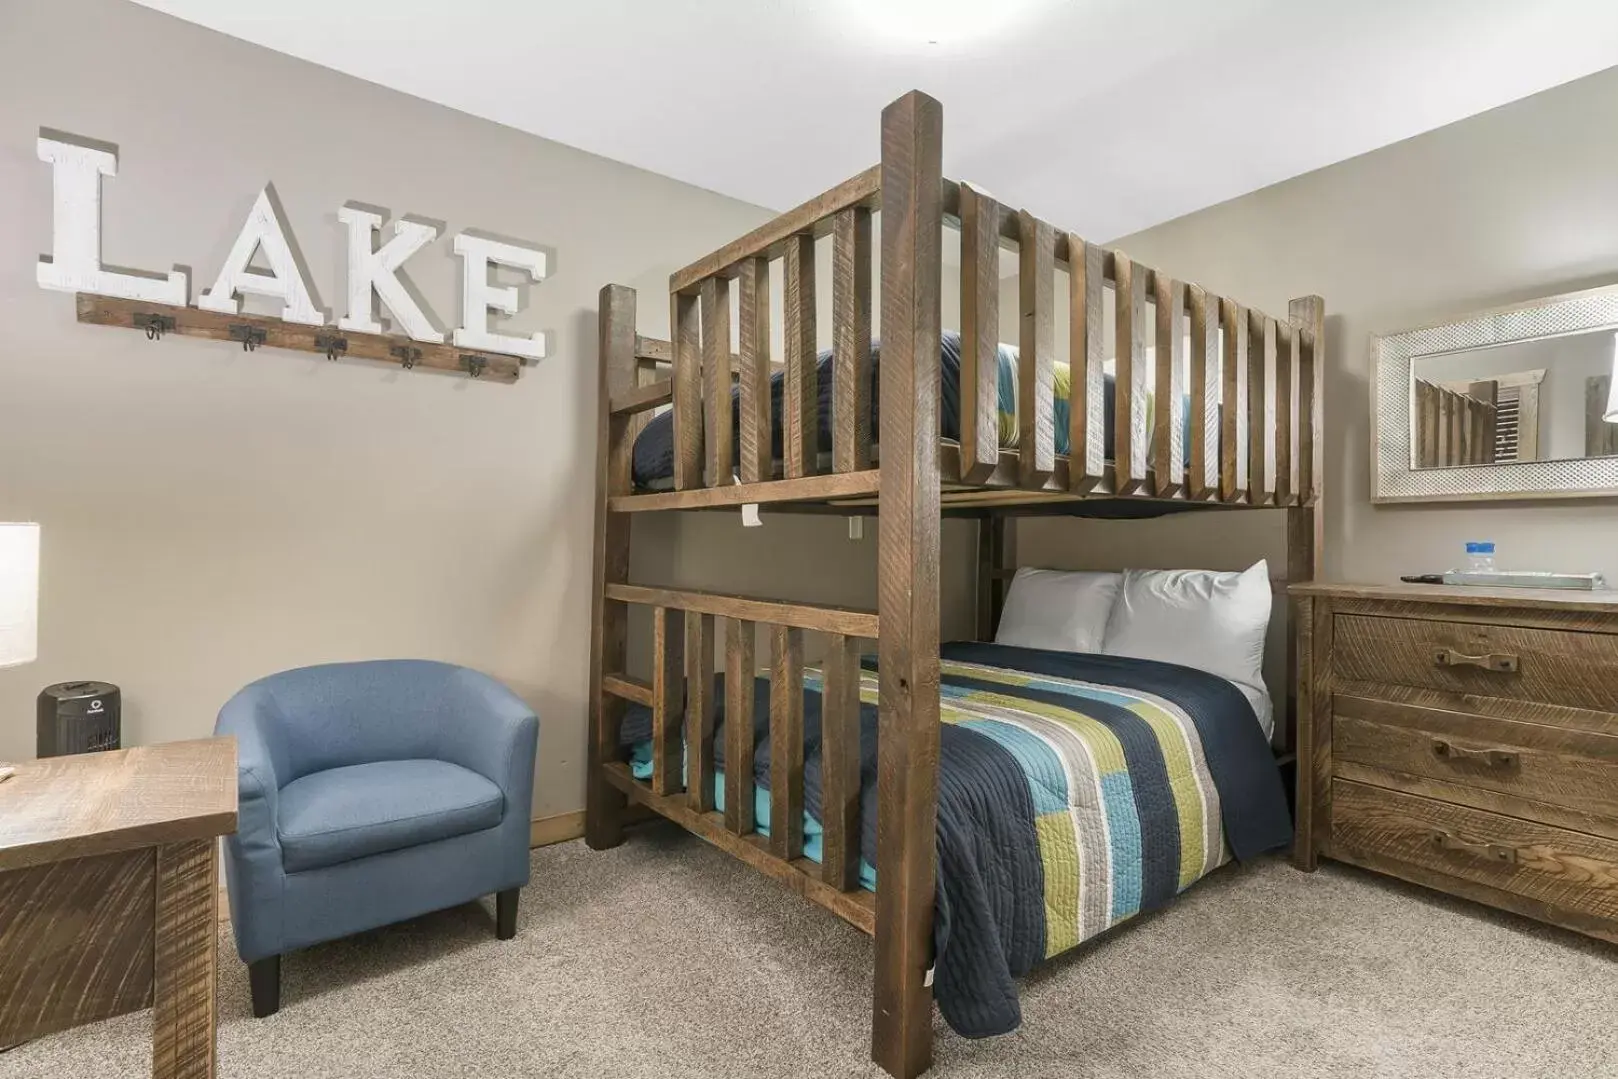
[821,634,863,890]
[651,606,687,797]
[605,583,878,637]
[769,625,807,861]
[738,257,773,484]
[957,183,1001,483]
[1275,320,1295,505]
[1333,695,1618,827]
[612,470,881,512]
[1113,251,1148,494]
[152,840,217,1079]
[1283,505,1318,757]
[1247,310,1276,506]
[685,611,718,814]
[1017,211,1056,488]
[1186,284,1219,500]
[609,378,672,416]
[587,284,637,850]
[1292,580,1618,617]
[1068,238,1107,492]
[601,762,876,935]
[725,618,757,835]
[1219,298,1248,502]
[874,89,943,1079]
[1153,272,1185,497]
[0,848,155,1045]
[784,234,818,479]
[77,295,520,383]
[832,206,874,474]
[1333,614,1618,714]
[702,275,734,487]
[1289,296,1325,510]
[601,673,652,707]
[1332,779,1618,924]
[0,740,237,873]
[670,165,879,294]
[671,290,703,491]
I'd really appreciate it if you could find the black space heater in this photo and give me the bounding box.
[37,681,121,757]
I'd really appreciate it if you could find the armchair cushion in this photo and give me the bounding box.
[277,759,504,874]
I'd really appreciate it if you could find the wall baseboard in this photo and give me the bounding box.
[216,810,588,923]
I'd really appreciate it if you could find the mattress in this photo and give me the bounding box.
[617,642,1292,1038]
[631,332,1191,489]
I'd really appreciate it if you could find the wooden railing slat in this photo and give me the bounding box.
[784,234,818,479]
[604,582,879,637]
[1187,284,1219,500]
[1290,294,1325,507]
[1068,237,1107,491]
[1114,251,1149,493]
[1219,299,1249,503]
[958,183,1001,483]
[820,633,862,890]
[1152,272,1186,497]
[651,606,686,797]
[769,624,806,861]
[610,378,673,416]
[724,618,756,835]
[1276,320,1295,505]
[685,611,717,813]
[832,207,874,473]
[1018,211,1056,487]
[671,292,703,490]
[702,276,734,488]
[601,673,652,707]
[1248,311,1277,506]
[738,257,773,485]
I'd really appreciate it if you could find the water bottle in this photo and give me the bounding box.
[1465,541,1496,574]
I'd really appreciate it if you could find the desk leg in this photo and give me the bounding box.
[152,840,217,1079]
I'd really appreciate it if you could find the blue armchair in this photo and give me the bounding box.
[215,659,538,1017]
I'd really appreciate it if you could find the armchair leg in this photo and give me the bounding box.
[496,888,520,940]
[248,955,281,1018]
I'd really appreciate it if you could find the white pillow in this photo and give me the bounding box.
[995,568,1121,654]
[1102,560,1273,731]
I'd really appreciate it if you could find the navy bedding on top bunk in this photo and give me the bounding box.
[630,331,1135,489]
[617,641,1292,1039]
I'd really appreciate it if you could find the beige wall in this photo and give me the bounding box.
[1024,64,1618,588]
[0,0,773,817]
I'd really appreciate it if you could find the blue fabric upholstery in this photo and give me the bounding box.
[277,760,504,874]
[216,660,538,964]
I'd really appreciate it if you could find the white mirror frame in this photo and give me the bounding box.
[1371,283,1618,503]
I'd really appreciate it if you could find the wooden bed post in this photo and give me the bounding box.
[976,515,1011,642]
[587,283,639,850]
[873,89,943,1079]
[1287,294,1326,868]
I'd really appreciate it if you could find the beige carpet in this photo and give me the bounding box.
[5,822,1616,1078]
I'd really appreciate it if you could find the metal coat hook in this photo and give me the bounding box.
[133,312,175,341]
[315,333,348,362]
[229,324,266,352]
[390,344,422,371]
[461,354,488,379]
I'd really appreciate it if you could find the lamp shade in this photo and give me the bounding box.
[0,523,40,668]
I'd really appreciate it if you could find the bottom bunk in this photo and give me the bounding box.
[613,640,1292,1037]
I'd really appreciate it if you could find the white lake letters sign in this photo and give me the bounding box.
[36,132,549,362]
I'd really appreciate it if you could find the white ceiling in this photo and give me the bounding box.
[134,0,1618,241]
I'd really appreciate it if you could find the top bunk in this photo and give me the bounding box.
[597,93,1323,519]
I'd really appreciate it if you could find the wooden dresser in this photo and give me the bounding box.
[1290,582,1618,944]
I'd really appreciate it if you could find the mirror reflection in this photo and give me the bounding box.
[1410,329,1618,468]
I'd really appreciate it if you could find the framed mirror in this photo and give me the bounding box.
[1372,284,1618,502]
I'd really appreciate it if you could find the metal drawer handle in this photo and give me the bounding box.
[1431,830,1518,865]
[1430,739,1519,769]
[1433,647,1519,673]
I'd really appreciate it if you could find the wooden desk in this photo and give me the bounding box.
[0,738,237,1078]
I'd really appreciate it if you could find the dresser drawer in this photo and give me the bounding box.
[1333,695,1618,829]
[1332,779,1618,926]
[1333,614,1618,713]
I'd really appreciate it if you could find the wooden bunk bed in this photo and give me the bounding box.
[587,90,1325,1079]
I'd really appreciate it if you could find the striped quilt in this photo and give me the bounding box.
[618,641,1292,1038]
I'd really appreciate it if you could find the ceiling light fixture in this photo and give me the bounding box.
[832,0,1054,50]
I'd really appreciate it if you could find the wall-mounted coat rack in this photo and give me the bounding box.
[76,295,523,384]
